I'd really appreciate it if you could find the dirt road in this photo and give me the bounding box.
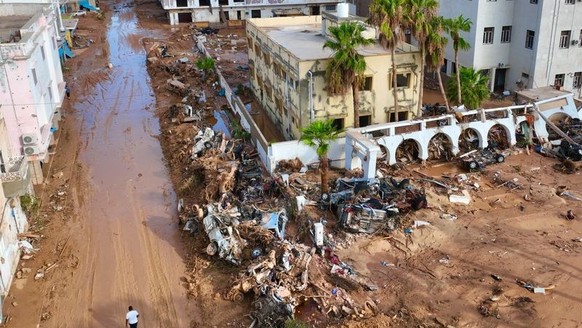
[4,2,190,327]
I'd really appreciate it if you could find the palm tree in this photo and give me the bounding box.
[446,67,489,109]
[323,22,374,128]
[443,15,472,105]
[300,120,343,194]
[404,0,439,114]
[424,16,450,111]
[369,0,405,122]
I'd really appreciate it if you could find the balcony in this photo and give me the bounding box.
[0,157,30,197]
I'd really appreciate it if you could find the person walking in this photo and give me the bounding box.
[65,85,71,99]
[126,305,139,328]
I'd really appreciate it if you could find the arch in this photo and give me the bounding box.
[487,124,511,149]
[396,139,421,163]
[427,133,454,161]
[458,128,481,152]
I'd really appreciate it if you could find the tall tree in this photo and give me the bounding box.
[323,21,374,128]
[369,0,405,122]
[443,15,472,105]
[424,16,450,111]
[300,120,343,194]
[404,0,439,114]
[446,67,489,109]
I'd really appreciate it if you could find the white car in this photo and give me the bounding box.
[71,10,87,17]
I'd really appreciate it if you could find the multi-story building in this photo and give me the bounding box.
[159,0,341,25]
[439,0,582,97]
[1,3,66,185]
[246,8,422,140]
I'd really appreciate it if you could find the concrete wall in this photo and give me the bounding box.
[0,4,64,184]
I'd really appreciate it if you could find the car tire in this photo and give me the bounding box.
[496,155,505,163]
[206,242,218,256]
[320,192,330,203]
[468,161,478,170]
[204,141,213,149]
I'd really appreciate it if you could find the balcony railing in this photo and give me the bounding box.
[0,156,29,183]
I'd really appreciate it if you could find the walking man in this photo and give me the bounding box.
[126,305,139,328]
[65,85,71,99]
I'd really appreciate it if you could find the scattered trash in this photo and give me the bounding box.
[449,190,472,205]
[441,213,457,221]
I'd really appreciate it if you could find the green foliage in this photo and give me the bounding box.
[20,194,39,217]
[284,319,308,328]
[300,119,343,159]
[443,15,472,52]
[446,67,490,109]
[196,57,215,71]
[323,21,374,95]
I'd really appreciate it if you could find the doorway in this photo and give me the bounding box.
[494,68,507,92]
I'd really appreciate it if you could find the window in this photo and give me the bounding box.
[579,30,582,47]
[363,76,373,91]
[251,10,261,18]
[501,26,512,43]
[254,43,262,58]
[574,72,582,88]
[565,0,575,4]
[219,0,228,5]
[521,72,530,80]
[40,46,45,61]
[559,31,571,49]
[263,52,270,66]
[525,30,535,49]
[359,115,371,127]
[32,68,37,85]
[441,59,447,73]
[555,74,565,87]
[483,27,494,44]
[451,62,457,74]
[177,0,189,6]
[393,73,411,88]
[332,118,344,130]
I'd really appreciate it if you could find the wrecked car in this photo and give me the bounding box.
[259,210,287,240]
[337,203,399,233]
[192,127,221,158]
[202,207,245,265]
[320,178,380,205]
[461,149,506,171]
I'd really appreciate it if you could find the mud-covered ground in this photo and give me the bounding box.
[3,1,582,327]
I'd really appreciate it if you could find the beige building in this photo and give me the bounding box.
[246,9,422,140]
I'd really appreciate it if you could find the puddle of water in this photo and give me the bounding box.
[207,109,231,137]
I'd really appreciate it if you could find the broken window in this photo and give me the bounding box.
[263,52,271,66]
[199,0,209,6]
[332,118,344,130]
[251,10,261,18]
[392,73,411,89]
[554,73,565,87]
[177,0,188,6]
[363,76,373,91]
[359,115,371,127]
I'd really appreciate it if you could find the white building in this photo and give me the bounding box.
[1,3,66,185]
[159,0,341,25]
[439,0,582,97]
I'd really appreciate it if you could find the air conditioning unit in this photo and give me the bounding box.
[23,145,40,156]
[572,40,579,46]
[21,134,38,145]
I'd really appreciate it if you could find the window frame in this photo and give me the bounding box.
[559,30,571,49]
[483,27,494,44]
[554,73,565,87]
[501,26,512,43]
[525,30,535,49]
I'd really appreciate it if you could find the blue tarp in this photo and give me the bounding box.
[78,0,98,12]
[58,42,74,60]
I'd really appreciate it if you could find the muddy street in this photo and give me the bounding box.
[4,1,190,327]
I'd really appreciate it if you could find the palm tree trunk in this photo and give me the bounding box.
[437,70,450,111]
[418,47,425,117]
[455,50,462,104]
[391,46,399,122]
[320,156,329,194]
[353,81,360,128]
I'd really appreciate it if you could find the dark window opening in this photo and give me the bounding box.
[389,112,408,122]
[332,118,344,130]
[219,0,228,5]
[199,0,210,6]
[176,0,188,7]
[441,59,447,73]
[251,10,261,18]
[178,12,191,22]
[0,151,5,174]
[359,115,372,127]
[237,10,242,19]
[363,76,373,91]
[395,73,411,88]
[310,6,320,15]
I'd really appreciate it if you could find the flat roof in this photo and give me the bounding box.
[266,24,399,61]
[517,86,572,102]
[0,15,32,29]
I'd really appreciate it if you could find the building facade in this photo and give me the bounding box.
[439,0,582,97]
[159,0,342,25]
[246,11,422,140]
[1,3,66,185]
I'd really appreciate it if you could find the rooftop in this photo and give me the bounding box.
[516,86,573,102]
[253,14,417,61]
[0,16,32,43]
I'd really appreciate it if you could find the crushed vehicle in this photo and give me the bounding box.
[337,203,399,233]
[460,148,506,171]
[192,127,223,158]
[258,210,287,240]
[202,205,245,265]
[320,177,380,206]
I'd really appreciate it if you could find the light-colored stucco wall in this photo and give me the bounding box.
[0,5,64,165]
[440,0,582,94]
[247,16,421,140]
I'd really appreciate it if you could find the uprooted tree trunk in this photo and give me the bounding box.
[320,156,329,194]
